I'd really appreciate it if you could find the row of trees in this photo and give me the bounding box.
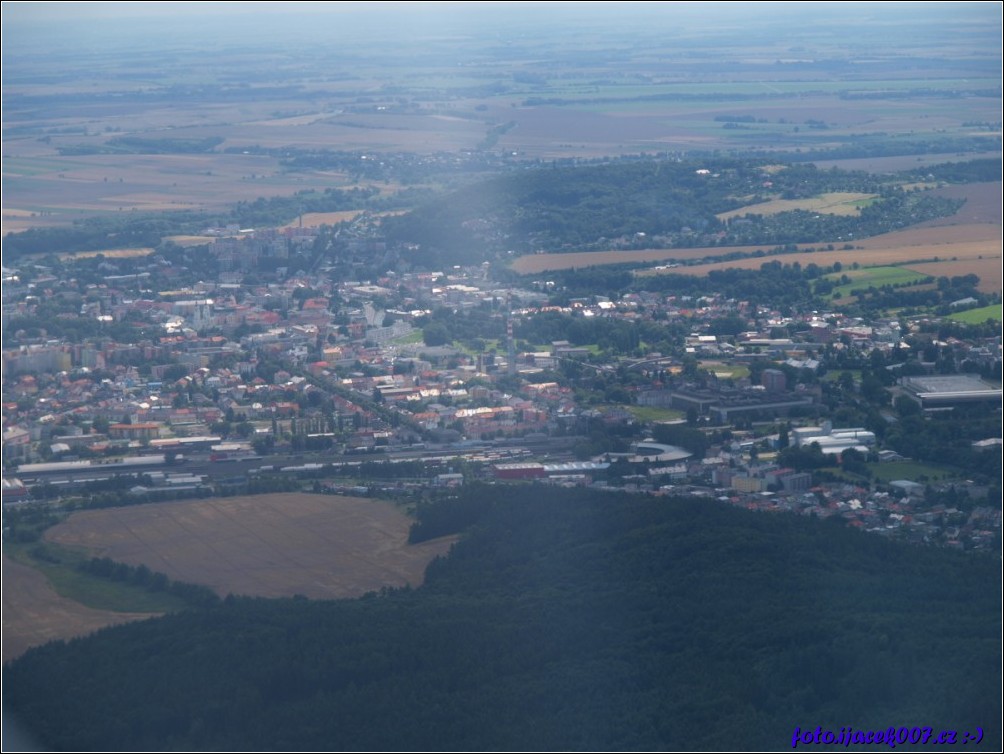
[78,556,220,608]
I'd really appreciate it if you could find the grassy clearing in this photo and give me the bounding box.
[392,330,426,346]
[5,541,187,614]
[869,461,961,483]
[948,304,1003,324]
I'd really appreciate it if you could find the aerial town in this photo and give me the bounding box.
[3,4,1001,751]
[4,217,1000,554]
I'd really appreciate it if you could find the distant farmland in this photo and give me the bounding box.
[639,234,1002,295]
[514,222,1002,294]
[44,493,456,600]
[509,242,820,275]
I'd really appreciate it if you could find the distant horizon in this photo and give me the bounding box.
[3,2,998,64]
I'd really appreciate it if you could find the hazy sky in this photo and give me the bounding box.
[6,1,994,25]
[3,1,999,58]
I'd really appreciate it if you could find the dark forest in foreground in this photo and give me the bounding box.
[4,486,1001,751]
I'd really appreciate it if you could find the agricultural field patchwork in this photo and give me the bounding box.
[514,222,1002,295]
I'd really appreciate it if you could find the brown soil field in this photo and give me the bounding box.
[44,493,456,600]
[901,258,1003,293]
[2,554,158,663]
[910,182,1002,228]
[854,223,1001,248]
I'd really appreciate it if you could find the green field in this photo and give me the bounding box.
[822,266,932,299]
[948,304,1003,324]
[5,541,187,614]
[868,460,961,484]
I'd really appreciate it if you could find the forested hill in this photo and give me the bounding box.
[5,486,1001,752]
[380,158,974,267]
[381,158,750,260]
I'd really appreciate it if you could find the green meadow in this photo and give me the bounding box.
[823,266,932,299]
[948,304,1003,324]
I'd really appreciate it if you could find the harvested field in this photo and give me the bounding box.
[854,223,1001,248]
[2,554,157,663]
[44,493,456,600]
[910,182,1003,228]
[902,257,1003,294]
[717,192,876,221]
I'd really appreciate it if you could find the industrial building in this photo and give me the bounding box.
[791,422,875,457]
[899,375,1002,410]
